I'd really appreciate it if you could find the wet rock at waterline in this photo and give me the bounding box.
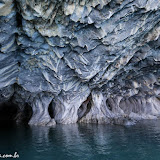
[0,0,160,126]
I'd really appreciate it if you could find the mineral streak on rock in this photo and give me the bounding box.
[0,0,160,126]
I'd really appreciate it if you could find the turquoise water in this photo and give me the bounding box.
[0,120,160,160]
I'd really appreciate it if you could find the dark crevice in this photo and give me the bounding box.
[17,61,21,67]
[78,95,92,121]
[106,99,112,111]
[15,0,22,28]
[48,101,55,119]
[16,13,22,28]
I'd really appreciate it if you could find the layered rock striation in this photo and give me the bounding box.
[0,0,160,125]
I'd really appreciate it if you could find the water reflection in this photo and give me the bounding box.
[0,120,160,160]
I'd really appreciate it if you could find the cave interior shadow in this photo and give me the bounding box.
[0,101,32,127]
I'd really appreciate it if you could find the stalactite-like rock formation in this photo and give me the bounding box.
[0,0,160,126]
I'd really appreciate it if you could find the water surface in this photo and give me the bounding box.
[0,120,160,160]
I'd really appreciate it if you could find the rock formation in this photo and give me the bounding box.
[0,0,160,126]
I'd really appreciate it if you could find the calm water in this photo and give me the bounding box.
[0,120,160,160]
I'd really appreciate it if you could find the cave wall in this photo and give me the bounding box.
[0,0,160,125]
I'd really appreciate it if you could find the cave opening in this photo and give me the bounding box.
[0,101,32,126]
[0,102,19,126]
[78,95,92,121]
[48,101,55,119]
[106,99,113,111]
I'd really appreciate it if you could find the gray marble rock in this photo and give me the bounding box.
[0,0,160,126]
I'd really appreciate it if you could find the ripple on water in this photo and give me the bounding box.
[0,120,160,160]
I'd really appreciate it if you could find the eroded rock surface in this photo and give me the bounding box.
[0,0,160,125]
